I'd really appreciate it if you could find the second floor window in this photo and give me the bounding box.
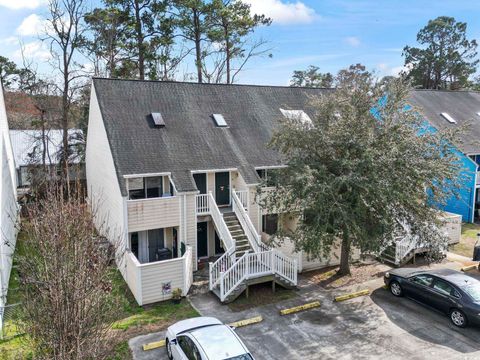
[128,176,164,199]
[257,168,280,187]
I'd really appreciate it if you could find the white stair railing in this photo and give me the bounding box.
[395,234,418,265]
[272,249,297,285]
[209,192,235,251]
[220,251,250,301]
[209,249,235,290]
[232,189,268,253]
[218,250,298,302]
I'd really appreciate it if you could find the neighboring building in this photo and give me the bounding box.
[9,129,85,189]
[0,85,19,318]
[409,90,480,223]
[86,79,466,305]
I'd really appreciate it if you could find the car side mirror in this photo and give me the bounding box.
[171,339,177,345]
[230,325,236,331]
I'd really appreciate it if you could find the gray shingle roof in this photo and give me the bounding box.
[409,89,480,155]
[93,78,331,195]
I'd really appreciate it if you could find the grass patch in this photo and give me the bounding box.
[108,340,132,360]
[228,282,297,312]
[450,223,480,258]
[112,299,198,331]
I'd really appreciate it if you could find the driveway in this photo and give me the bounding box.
[130,266,480,360]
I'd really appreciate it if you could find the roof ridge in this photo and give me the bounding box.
[411,88,480,94]
[92,77,335,91]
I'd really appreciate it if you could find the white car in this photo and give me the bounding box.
[165,317,254,360]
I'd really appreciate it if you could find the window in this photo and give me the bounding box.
[128,176,165,199]
[256,168,280,187]
[411,275,433,287]
[433,279,455,296]
[130,232,139,259]
[146,176,162,198]
[212,113,228,127]
[262,214,278,235]
[151,112,165,127]
[177,336,201,360]
[148,229,165,262]
[128,178,145,199]
[440,112,456,124]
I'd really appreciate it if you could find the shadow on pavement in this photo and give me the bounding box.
[371,287,480,354]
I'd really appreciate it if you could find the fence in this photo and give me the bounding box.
[0,302,23,340]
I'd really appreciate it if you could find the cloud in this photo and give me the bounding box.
[0,36,20,45]
[13,40,51,62]
[17,14,46,36]
[344,36,361,47]
[242,0,317,25]
[0,0,46,10]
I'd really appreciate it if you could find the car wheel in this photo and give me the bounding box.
[166,339,173,360]
[390,280,403,297]
[450,309,468,328]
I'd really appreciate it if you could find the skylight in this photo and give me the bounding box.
[440,112,456,124]
[151,112,165,127]
[212,114,228,127]
[280,109,312,125]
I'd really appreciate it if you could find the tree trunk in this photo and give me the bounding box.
[338,232,351,276]
[224,22,231,84]
[134,0,145,80]
[193,10,203,83]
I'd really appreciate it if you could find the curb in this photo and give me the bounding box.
[142,339,165,351]
[334,289,370,302]
[461,264,479,272]
[280,301,321,315]
[228,316,263,328]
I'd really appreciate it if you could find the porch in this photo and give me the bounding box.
[124,246,193,306]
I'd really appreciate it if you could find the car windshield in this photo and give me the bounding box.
[224,354,254,360]
[462,284,480,302]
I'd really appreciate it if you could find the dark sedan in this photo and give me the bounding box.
[384,268,480,328]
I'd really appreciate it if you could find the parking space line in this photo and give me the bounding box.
[334,289,370,302]
[279,301,321,315]
[142,339,165,351]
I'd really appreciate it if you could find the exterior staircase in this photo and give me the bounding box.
[208,190,298,303]
[223,212,252,259]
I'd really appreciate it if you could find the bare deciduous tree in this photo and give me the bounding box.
[17,184,123,359]
[44,0,88,180]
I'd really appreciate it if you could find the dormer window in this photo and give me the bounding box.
[440,112,456,124]
[212,113,228,127]
[151,112,165,127]
[280,108,312,125]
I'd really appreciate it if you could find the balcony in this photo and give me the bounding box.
[127,196,181,232]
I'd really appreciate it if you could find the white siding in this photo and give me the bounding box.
[0,86,18,311]
[183,194,197,270]
[124,247,193,305]
[85,85,126,248]
[440,212,462,245]
[127,197,181,232]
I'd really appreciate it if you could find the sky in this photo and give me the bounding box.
[0,0,480,86]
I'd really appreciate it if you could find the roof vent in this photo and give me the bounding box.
[280,108,312,125]
[440,112,456,124]
[151,112,165,127]
[212,114,228,127]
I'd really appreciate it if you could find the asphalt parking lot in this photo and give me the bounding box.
[130,269,480,360]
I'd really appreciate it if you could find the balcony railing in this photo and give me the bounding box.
[196,193,210,215]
